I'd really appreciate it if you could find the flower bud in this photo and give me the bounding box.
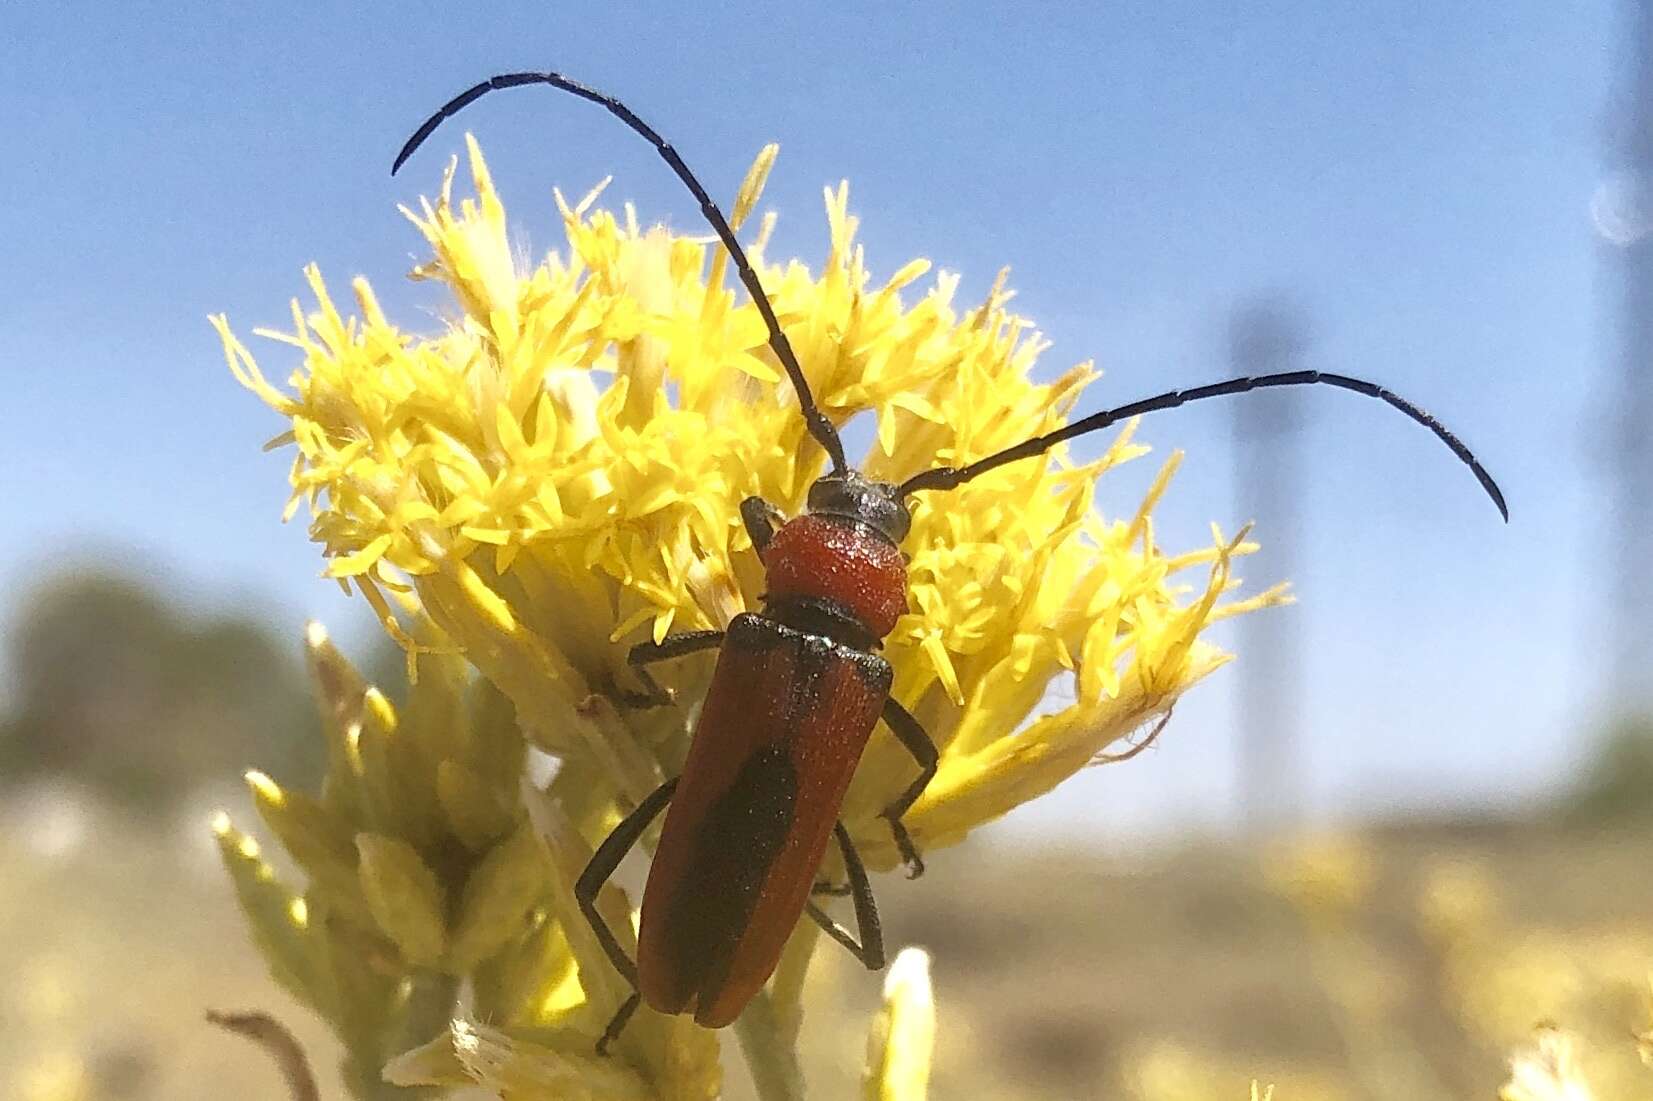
[449,821,549,972]
[245,770,367,923]
[863,948,935,1101]
[437,758,515,851]
[212,812,318,1008]
[355,834,447,966]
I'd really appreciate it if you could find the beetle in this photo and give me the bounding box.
[393,71,1508,1052]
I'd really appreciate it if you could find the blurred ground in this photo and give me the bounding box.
[795,820,1653,1100]
[0,785,341,1100]
[5,790,1649,1100]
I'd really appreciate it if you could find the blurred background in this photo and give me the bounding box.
[3,2,1650,1097]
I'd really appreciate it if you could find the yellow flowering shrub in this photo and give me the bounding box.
[214,136,1285,1099]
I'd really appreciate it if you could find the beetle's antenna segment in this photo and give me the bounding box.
[898,370,1508,521]
[392,71,849,474]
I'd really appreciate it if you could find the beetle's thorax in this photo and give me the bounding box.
[759,473,910,648]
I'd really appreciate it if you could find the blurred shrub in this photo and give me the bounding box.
[0,568,335,812]
[1563,714,1653,825]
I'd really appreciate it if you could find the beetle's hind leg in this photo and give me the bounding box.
[575,777,679,1054]
[598,993,642,1055]
[622,630,726,707]
[805,821,885,970]
[878,698,939,879]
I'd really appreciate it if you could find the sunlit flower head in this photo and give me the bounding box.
[1639,975,1653,1068]
[1263,833,1375,930]
[862,948,935,1101]
[218,136,1284,874]
[1501,1025,1595,1101]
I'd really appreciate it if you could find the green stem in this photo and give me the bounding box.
[734,989,808,1101]
[340,968,461,1101]
[342,1050,412,1101]
[397,969,461,1056]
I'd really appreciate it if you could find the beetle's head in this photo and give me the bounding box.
[805,470,911,544]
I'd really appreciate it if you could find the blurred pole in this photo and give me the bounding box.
[1597,0,1653,718]
[1230,298,1308,834]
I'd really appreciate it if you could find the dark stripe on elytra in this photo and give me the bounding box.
[666,733,801,1010]
[667,617,892,1014]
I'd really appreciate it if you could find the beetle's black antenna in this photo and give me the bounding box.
[392,71,849,474]
[898,370,1508,521]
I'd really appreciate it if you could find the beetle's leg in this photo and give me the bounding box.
[614,666,674,709]
[811,879,852,896]
[805,821,885,970]
[740,496,787,554]
[623,630,726,707]
[879,698,939,879]
[598,993,642,1055]
[575,777,678,1054]
[629,630,725,668]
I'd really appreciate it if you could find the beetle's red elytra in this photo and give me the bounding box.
[392,68,1507,1055]
[638,611,892,1027]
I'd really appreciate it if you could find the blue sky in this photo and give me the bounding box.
[0,2,1622,836]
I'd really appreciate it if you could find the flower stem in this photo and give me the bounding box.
[341,968,459,1101]
[735,990,807,1101]
[396,968,460,1072]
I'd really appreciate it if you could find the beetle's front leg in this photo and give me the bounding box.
[622,630,726,707]
[740,496,786,554]
[629,630,726,669]
[878,698,939,879]
[575,777,678,1054]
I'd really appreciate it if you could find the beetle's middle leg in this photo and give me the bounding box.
[878,698,939,879]
[622,630,726,707]
[805,821,885,970]
[575,777,678,1055]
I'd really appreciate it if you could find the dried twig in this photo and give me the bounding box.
[206,1009,320,1101]
[1093,709,1173,765]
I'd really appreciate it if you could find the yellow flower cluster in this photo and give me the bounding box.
[212,130,1302,1101]
[216,624,728,1099]
[218,136,1282,874]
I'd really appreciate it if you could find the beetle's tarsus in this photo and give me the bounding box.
[885,813,926,879]
[596,992,641,1056]
[877,699,937,879]
[615,666,675,710]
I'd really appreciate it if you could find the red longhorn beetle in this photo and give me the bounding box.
[393,71,1508,1052]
